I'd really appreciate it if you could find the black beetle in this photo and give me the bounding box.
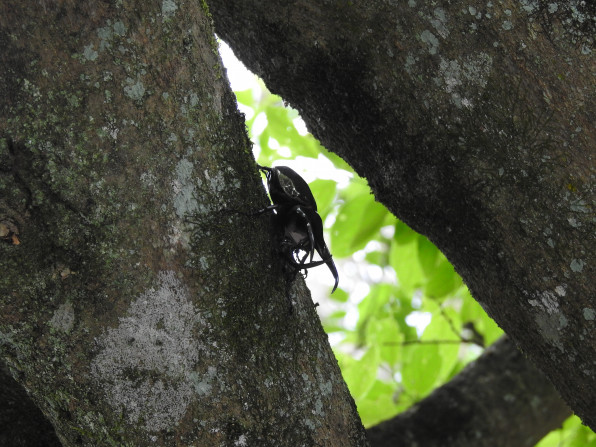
[256,164,339,293]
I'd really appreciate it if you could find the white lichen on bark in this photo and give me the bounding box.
[91,271,211,431]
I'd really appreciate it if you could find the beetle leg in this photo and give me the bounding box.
[256,164,273,184]
[294,206,315,263]
[288,258,326,271]
[252,204,278,216]
[286,256,338,293]
[296,249,309,264]
[219,203,278,218]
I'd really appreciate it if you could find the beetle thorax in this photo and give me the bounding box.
[278,173,301,200]
[284,214,309,247]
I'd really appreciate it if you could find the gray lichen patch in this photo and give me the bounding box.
[49,302,75,333]
[91,271,210,431]
[173,158,199,218]
[420,30,439,55]
[570,258,585,273]
[430,7,449,38]
[436,52,493,108]
[162,0,178,19]
[123,78,146,101]
[83,44,99,61]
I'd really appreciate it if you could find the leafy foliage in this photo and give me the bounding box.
[232,78,592,444]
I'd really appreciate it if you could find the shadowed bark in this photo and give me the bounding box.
[0,361,61,447]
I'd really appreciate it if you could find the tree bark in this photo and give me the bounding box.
[0,1,366,446]
[209,0,596,432]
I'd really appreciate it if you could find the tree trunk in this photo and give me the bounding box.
[0,1,366,445]
[208,0,595,432]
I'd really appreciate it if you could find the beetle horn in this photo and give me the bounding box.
[326,257,339,293]
[314,238,339,293]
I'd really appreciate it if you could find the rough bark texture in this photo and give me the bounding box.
[209,0,596,432]
[0,1,367,446]
[366,336,571,447]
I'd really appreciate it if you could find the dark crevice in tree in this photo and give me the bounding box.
[0,361,62,447]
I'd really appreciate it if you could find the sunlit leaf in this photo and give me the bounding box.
[331,193,387,257]
[365,317,403,366]
[424,259,462,299]
[264,104,320,159]
[325,150,354,172]
[328,287,349,303]
[323,310,348,333]
[394,219,417,245]
[365,250,387,266]
[343,347,380,400]
[460,289,504,345]
[389,237,424,292]
[536,415,596,447]
[357,284,393,331]
[417,235,439,277]
[356,380,401,427]
[402,343,441,397]
[309,179,337,215]
[421,301,462,381]
[234,88,254,106]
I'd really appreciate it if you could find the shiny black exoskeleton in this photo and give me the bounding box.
[256,164,339,293]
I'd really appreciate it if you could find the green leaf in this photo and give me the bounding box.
[342,347,380,400]
[365,317,403,366]
[401,343,441,397]
[424,258,462,299]
[265,105,320,159]
[421,301,462,381]
[417,235,440,277]
[394,220,417,245]
[389,237,424,292]
[355,380,401,427]
[328,287,349,303]
[233,88,254,106]
[536,415,596,447]
[325,150,354,172]
[340,176,370,201]
[323,310,347,333]
[331,193,387,257]
[364,250,387,266]
[357,284,393,332]
[309,179,337,216]
[460,289,504,345]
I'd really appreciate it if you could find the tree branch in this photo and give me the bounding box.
[367,337,571,447]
